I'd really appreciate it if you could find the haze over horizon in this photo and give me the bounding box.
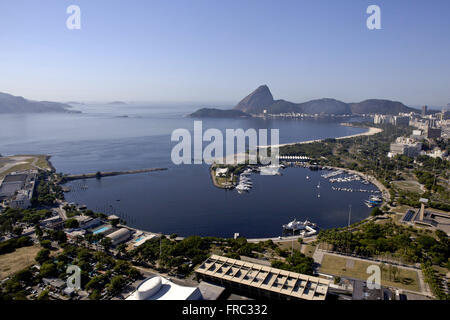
[1,0,449,106]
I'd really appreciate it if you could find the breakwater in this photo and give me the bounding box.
[63,167,168,181]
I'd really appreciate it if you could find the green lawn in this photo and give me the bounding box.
[392,180,423,194]
[319,254,421,292]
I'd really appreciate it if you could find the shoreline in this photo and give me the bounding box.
[44,122,385,242]
[260,124,383,149]
[220,124,382,163]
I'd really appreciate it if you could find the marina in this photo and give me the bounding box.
[0,106,380,238]
[63,166,378,238]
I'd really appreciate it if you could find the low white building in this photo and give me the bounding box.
[215,168,228,177]
[126,276,202,300]
[9,190,32,209]
[106,228,131,246]
[389,137,422,158]
[421,148,448,159]
[75,216,102,230]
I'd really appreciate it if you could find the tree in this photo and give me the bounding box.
[371,207,383,217]
[14,269,33,284]
[35,225,44,240]
[35,248,51,265]
[107,275,125,294]
[116,243,127,257]
[100,237,112,252]
[40,262,57,277]
[16,236,32,247]
[37,290,50,300]
[391,265,399,281]
[49,230,67,244]
[12,226,23,236]
[64,218,79,229]
[40,240,52,249]
[89,290,101,300]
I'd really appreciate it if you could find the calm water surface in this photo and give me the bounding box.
[0,104,376,237]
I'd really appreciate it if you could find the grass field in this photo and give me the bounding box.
[0,155,52,179]
[301,244,317,258]
[277,240,302,252]
[0,245,41,280]
[392,180,424,194]
[319,253,421,292]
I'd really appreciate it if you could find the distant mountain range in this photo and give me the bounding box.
[108,101,127,105]
[0,92,79,113]
[190,85,417,117]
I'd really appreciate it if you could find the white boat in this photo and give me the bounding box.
[282,219,318,236]
[236,184,250,192]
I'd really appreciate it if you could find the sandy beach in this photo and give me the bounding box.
[262,125,383,149]
[219,125,383,163]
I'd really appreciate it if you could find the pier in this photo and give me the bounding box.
[62,167,168,181]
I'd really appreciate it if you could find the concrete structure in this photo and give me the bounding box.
[401,200,450,234]
[351,280,393,300]
[426,127,442,139]
[421,148,448,159]
[66,229,87,239]
[40,215,63,229]
[75,216,102,229]
[197,281,226,300]
[373,114,394,125]
[411,129,423,138]
[0,172,36,208]
[106,228,131,246]
[393,116,410,126]
[10,190,33,209]
[126,276,202,300]
[42,277,66,292]
[215,168,228,177]
[438,111,450,121]
[374,114,410,126]
[389,137,422,158]
[195,255,330,300]
[422,105,428,116]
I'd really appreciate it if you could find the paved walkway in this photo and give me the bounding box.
[312,246,325,264]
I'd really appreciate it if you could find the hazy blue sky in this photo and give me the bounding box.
[0,0,449,106]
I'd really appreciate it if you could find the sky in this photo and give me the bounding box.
[0,0,449,107]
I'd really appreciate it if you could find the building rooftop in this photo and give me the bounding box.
[2,173,28,183]
[195,255,330,300]
[126,276,201,300]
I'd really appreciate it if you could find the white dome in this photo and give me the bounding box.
[136,276,162,300]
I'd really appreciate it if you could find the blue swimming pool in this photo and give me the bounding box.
[135,236,144,242]
[93,226,110,235]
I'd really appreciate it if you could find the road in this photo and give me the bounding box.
[247,235,317,243]
[54,201,68,220]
